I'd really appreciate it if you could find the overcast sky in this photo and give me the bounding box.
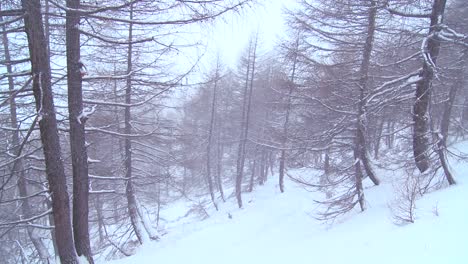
[193,0,297,71]
[168,0,296,108]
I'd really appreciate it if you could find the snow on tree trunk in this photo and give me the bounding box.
[21,0,79,262]
[1,10,52,263]
[413,0,447,173]
[65,0,94,262]
[355,0,380,187]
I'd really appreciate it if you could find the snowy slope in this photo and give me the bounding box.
[103,146,468,264]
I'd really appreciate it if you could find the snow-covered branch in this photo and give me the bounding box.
[0,209,52,227]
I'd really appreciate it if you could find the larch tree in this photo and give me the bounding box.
[287,0,384,218]
[278,35,300,193]
[206,58,223,210]
[65,0,94,262]
[0,2,51,262]
[235,33,259,208]
[411,0,448,175]
[21,0,79,262]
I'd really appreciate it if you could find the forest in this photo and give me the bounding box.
[0,0,467,263]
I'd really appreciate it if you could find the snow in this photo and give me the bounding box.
[77,105,96,124]
[78,255,90,264]
[102,143,468,264]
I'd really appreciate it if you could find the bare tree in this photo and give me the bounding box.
[287,0,384,219]
[0,3,51,262]
[390,175,419,225]
[65,0,94,261]
[412,0,448,174]
[21,0,79,262]
[235,33,259,208]
[279,35,299,193]
[206,59,223,210]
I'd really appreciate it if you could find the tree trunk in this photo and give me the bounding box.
[124,3,148,245]
[248,150,257,192]
[354,150,366,211]
[65,0,93,262]
[279,36,299,193]
[94,195,105,245]
[258,150,266,185]
[1,9,51,263]
[373,119,384,159]
[437,52,466,185]
[21,0,79,262]
[385,121,395,148]
[215,126,225,201]
[413,0,447,173]
[324,149,330,176]
[235,51,250,208]
[156,182,161,226]
[236,35,258,208]
[356,0,379,186]
[206,62,220,210]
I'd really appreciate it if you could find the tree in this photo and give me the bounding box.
[206,59,223,210]
[21,0,78,262]
[412,0,448,174]
[0,3,51,262]
[279,35,300,193]
[235,33,259,208]
[65,0,94,261]
[287,0,384,218]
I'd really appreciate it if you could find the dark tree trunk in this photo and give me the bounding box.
[124,3,146,244]
[356,0,379,186]
[1,12,50,262]
[65,0,93,262]
[21,0,78,263]
[413,0,447,173]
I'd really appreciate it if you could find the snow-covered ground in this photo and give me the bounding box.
[103,144,468,264]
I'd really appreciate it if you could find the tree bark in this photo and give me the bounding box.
[437,52,466,185]
[236,35,258,208]
[1,10,51,262]
[206,62,220,210]
[279,36,299,193]
[324,149,330,176]
[94,195,105,245]
[21,0,78,263]
[124,3,149,244]
[413,0,447,173]
[248,149,257,192]
[215,124,225,201]
[354,150,365,211]
[65,0,93,262]
[258,150,266,185]
[355,0,380,186]
[373,119,384,159]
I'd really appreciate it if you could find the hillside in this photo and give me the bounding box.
[103,144,468,264]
